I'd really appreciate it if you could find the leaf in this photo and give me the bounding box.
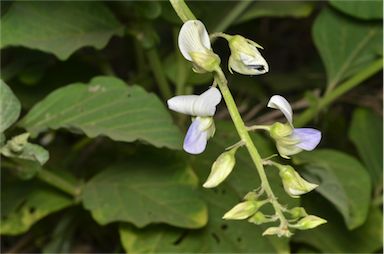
[1,2,124,60]
[349,108,383,188]
[235,1,314,24]
[329,0,383,20]
[20,76,182,149]
[0,80,21,133]
[312,7,382,88]
[119,121,295,253]
[82,151,207,229]
[119,224,205,253]
[293,149,371,229]
[293,194,382,253]
[1,177,74,235]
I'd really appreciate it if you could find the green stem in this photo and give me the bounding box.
[37,169,80,197]
[170,0,288,229]
[296,58,383,127]
[212,1,253,33]
[169,0,196,22]
[146,48,173,99]
[214,68,287,226]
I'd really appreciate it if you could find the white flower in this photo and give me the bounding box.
[178,20,220,72]
[267,95,321,158]
[167,87,222,154]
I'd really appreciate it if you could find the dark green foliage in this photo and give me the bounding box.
[1,1,382,253]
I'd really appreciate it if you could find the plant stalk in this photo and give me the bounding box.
[296,59,383,127]
[214,68,287,225]
[37,168,80,197]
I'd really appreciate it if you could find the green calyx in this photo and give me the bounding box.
[189,50,221,73]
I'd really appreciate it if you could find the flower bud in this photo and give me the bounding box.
[277,165,318,198]
[289,207,308,219]
[262,226,293,237]
[223,200,265,220]
[290,215,327,230]
[1,133,30,155]
[189,50,221,73]
[203,148,237,188]
[227,35,268,75]
[248,212,271,225]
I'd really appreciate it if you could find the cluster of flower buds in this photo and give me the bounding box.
[167,18,326,237]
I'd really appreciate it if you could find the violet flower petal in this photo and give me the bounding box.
[183,119,208,154]
[293,128,321,151]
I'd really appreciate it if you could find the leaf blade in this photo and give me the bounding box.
[1,2,124,60]
[20,76,183,149]
[0,80,21,133]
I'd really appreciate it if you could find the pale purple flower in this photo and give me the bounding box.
[167,87,221,154]
[267,95,321,155]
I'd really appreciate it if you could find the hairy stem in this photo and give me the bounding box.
[214,68,287,226]
[296,59,383,126]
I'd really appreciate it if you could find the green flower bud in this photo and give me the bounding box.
[262,226,293,237]
[203,148,237,188]
[290,215,327,230]
[223,200,266,220]
[278,165,318,198]
[288,207,308,219]
[227,35,268,75]
[189,50,221,73]
[1,133,30,155]
[248,212,271,225]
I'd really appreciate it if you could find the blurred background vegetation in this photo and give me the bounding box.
[0,0,382,253]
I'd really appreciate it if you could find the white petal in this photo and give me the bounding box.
[178,20,211,61]
[167,95,198,115]
[267,95,293,125]
[193,87,222,116]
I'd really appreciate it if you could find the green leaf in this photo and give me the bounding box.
[329,0,383,20]
[293,195,382,253]
[82,152,207,229]
[1,2,124,60]
[293,149,371,229]
[349,108,383,188]
[20,76,182,149]
[312,7,382,88]
[0,80,21,133]
[235,1,314,24]
[119,121,295,253]
[1,177,74,235]
[119,224,205,253]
